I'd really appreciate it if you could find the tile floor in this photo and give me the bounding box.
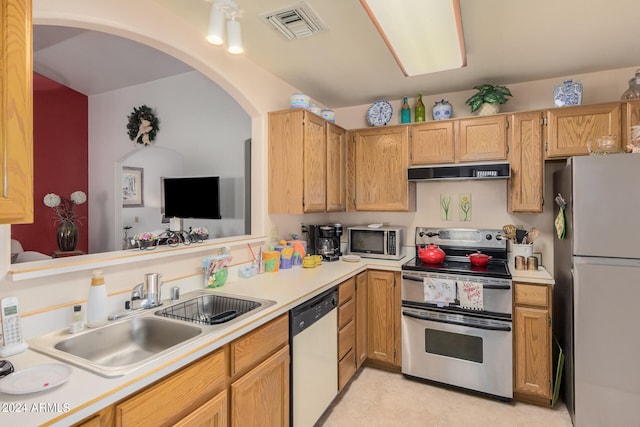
[317,368,573,427]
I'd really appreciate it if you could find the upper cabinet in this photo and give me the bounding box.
[544,103,621,159]
[410,115,507,165]
[0,0,34,224]
[268,109,346,214]
[508,112,544,213]
[348,126,413,211]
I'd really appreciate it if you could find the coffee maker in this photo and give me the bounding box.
[307,224,342,261]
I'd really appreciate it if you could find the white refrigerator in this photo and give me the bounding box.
[553,154,640,427]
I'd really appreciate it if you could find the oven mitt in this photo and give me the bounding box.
[554,207,566,240]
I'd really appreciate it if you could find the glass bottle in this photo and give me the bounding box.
[414,94,425,122]
[401,97,411,123]
[69,304,84,333]
[621,69,640,99]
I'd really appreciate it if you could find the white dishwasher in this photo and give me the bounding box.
[290,287,338,427]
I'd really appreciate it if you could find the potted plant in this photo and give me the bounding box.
[465,84,512,115]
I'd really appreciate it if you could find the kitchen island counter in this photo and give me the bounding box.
[1,257,403,426]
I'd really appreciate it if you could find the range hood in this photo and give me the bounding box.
[408,161,510,181]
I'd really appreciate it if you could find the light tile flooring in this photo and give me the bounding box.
[317,368,573,427]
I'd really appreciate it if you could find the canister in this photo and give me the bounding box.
[262,251,280,272]
[514,256,526,270]
[527,256,539,271]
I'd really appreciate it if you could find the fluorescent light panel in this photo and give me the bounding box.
[361,0,466,77]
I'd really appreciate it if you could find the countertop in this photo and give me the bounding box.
[1,257,553,425]
[1,257,401,426]
[509,263,555,285]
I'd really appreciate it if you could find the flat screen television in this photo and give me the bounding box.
[161,176,222,220]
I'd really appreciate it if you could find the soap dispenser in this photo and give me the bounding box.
[87,270,108,328]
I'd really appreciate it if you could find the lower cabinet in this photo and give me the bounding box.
[230,346,290,427]
[174,390,228,427]
[513,282,553,406]
[337,277,357,390]
[367,270,401,368]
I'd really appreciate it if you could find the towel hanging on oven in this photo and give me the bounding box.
[423,278,456,307]
[458,281,484,310]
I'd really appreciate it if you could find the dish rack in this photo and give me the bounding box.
[156,295,260,325]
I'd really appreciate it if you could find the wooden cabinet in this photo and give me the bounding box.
[115,348,227,426]
[544,103,621,159]
[337,277,356,390]
[173,390,228,427]
[457,115,508,162]
[229,314,289,427]
[355,271,368,368]
[230,345,290,427]
[0,0,34,224]
[367,270,401,368]
[348,126,412,211]
[514,282,553,406]
[268,109,345,214]
[410,121,455,165]
[508,112,544,213]
[410,115,507,165]
[72,407,114,427]
[326,122,347,211]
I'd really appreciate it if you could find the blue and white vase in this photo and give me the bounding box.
[432,99,453,120]
[553,80,582,107]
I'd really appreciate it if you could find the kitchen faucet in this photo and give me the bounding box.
[108,273,164,320]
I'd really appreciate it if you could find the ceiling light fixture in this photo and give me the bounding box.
[206,0,243,54]
[360,0,466,77]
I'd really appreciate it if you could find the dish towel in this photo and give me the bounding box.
[423,278,456,307]
[458,281,484,310]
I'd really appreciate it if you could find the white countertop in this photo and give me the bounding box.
[1,256,554,425]
[1,257,402,426]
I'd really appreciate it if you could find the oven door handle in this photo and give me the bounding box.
[403,275,511,290]
[402,310,512,332]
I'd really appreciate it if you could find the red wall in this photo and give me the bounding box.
[11,74,89,255]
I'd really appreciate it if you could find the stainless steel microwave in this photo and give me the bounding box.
[347,226,405,260]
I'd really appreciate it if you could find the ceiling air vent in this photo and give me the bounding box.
[263,2,328,40]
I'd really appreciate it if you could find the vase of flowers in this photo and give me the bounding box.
[134,232,158,250]
[189,227,209,243]
[43,191,86,252]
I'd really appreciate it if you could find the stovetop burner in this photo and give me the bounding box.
[402,257,511,279]
[402,227,511,279]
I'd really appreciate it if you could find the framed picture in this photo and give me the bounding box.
[122,166,144,207]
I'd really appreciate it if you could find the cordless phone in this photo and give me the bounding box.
[0,297,28,357]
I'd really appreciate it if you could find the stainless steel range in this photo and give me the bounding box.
[401,227,513,400]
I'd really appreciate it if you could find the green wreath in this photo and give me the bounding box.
[127,105,160,145]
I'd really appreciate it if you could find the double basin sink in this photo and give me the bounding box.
[29,291,276,377]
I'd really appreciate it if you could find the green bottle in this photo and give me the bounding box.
[401,97,411,123]
[414,94,425,122]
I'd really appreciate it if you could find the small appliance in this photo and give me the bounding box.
[347,225,405,260]
[307,224,341,262]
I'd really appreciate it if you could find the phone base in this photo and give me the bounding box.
[0,342,28,357]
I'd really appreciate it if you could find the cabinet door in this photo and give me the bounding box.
[326,122,346,211]
[508,112,543,213]
[545,103,621,158]
[0,0,33,224]
[174,390,228,427]
[230,345,289,427]
[355,271,368,368]
[410,121,455,165]
[351,126,410,211]
[457,115,508,162]
[514,306,552,401]
[268,110,305,213]
[302,112,327,212]
[367,270,400,367]
[72,407,114,427]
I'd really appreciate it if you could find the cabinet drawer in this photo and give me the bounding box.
[338,298,355,329]
[115,348,226,427]
[230,314,289,378]
[338,348,356,391]
[515,283,549,307]
[339,278,355,305]
[338,319,355,360]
